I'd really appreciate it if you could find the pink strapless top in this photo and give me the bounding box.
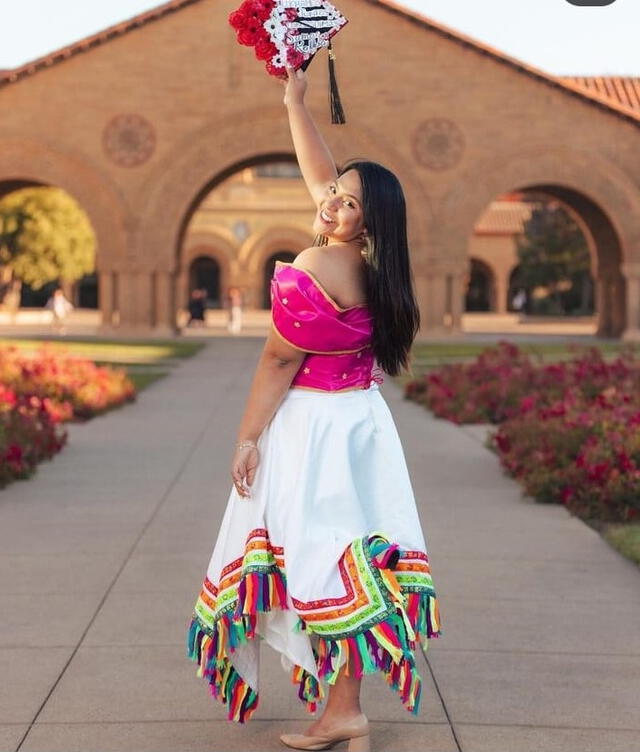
[270,261,384,392]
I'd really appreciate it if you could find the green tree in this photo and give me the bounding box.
[516,202,591,314]
[0,186,95,293]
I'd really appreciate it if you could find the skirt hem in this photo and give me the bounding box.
[186,532,441,723]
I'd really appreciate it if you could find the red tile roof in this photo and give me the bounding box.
[0,0,638,127]
[559,76,640,114]
[366,0,640,126]
[475,201,538,236]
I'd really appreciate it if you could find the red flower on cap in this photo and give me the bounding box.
[228,10,246,30]
[266,60,287,79]
[238,25,261,46]
[255,39,278,61]
[249,0,274,21]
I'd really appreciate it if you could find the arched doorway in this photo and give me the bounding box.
[466,186,615,333]
[263,251,297,308]
[465,258,495,312]
[189,255,221,309]
[176,155,313,322]
[77,273,99,309]
[0,181,98,313]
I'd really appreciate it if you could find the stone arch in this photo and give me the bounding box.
[0,138,128,266]
[188,256,221,309]
[132,108,435,329]
[179,231,238,311]
[135,105,434,270]
[241,225,314,270]
[241,225,314,308]
[436,144,640,336]
[0,137,130,327]
[465,257,497,312]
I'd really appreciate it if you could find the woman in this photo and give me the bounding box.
[187,67,441,751]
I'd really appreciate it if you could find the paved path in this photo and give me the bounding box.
[0,339,638,752]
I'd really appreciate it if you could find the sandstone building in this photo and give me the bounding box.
[1,0,639,338]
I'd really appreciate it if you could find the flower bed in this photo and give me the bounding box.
[405,342,640,523]
[0,345,136,420]
[0,384,67,487]
[0,345,136,488]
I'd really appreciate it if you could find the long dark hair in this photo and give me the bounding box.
[336,160,420,378]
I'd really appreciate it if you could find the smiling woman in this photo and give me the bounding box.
[186,59,440,752]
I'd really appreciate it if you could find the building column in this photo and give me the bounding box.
[495,269,508,314]
[98,271,115,327]
[621,262,640,341]
[154,270,178,335]
[414,259,467,338]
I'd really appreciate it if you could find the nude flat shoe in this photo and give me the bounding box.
[280,713,370,751]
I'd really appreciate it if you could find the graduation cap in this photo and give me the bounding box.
[229,0,348,124]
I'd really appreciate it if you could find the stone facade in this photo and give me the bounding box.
[0,0,639,337]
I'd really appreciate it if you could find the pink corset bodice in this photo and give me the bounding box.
[270,261,384,392]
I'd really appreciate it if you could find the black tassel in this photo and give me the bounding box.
[327,40,346,125]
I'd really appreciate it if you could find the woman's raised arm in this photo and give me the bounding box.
[284,67,338,205]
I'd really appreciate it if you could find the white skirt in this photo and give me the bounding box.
[187,382,441,722]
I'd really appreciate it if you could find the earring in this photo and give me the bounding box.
[360,235,373,261]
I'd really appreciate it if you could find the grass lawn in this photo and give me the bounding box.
[0,336,205,391]
[603,524,640,567]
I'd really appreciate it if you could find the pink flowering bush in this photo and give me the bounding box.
[0,345,136,420]
[406,342,640,522]
[0,384,67,487]
[491,390,640,522]
[0,345,136,487]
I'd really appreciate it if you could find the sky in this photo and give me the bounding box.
[0,0,637,76]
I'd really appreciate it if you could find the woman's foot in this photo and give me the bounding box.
[280,712,369,751]
[305,710,367,738]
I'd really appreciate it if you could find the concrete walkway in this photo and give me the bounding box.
[0,339,638,752]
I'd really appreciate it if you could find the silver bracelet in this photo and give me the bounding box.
[236,440,257,449]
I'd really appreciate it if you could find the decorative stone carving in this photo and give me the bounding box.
[103,114,156,167]
[412,118,465,171]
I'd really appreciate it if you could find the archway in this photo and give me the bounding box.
[262,251,297,308]
[463,184,623,335]
[434,145,639,338]
[0,179,99,313]
[0,138,129,328]
[176,155,314,324]
[465,258,496,312]
[189,255,221,308]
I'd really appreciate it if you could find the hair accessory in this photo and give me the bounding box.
[229,0,348,123]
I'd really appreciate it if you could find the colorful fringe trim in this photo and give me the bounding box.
[308,534,441,715]
[291,663,325,713]
[186,565,287,723]
[187,530,441,722]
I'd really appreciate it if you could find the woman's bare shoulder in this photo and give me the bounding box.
[291,247,367,308]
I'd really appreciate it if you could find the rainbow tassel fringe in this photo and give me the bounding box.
[313,604,432,715]
[187,615,258,722]
[236,568,288,617]
[186,566,287,723]
[291,663,325,713]
[369,533,401,569]
[187,531,441,722]
[406,591,441,648]
[309,534,442,717]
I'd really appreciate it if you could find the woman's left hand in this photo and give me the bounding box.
[231,446,259,499]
